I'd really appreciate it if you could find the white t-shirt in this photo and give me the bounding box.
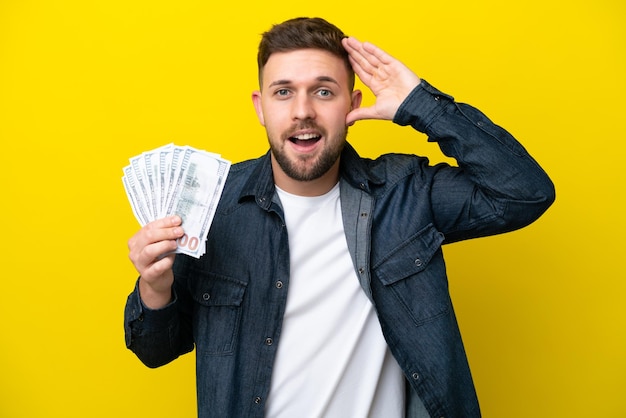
[265,184,405,418]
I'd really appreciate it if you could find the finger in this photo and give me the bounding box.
[143,245,176,272]
[128,216,184,270]
[347,54,370,81]
[138,253,176,296]
[142,239,178,263]
[132,216,184,247]
[343,37,376,78]
[344,37,393,74]
[130,237,178,276]
[153,214,183,228]
[360,40,395,67]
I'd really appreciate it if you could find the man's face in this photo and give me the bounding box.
[252,49,361,192]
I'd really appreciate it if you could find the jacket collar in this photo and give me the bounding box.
[339,142,385,192]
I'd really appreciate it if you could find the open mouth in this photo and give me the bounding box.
[289,132,322,145]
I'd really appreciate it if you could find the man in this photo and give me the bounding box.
[124,17,554,418]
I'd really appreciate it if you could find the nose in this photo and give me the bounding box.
[291,94,316,121]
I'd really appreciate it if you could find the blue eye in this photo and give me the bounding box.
[317,89,332,97]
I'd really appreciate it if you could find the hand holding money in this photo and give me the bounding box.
[122,144,231,259]
[127,215,183,309]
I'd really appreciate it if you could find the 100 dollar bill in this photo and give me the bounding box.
[122,144,231,259]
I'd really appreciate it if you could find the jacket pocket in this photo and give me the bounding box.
[373,223,450,326]
[189,271,247,356]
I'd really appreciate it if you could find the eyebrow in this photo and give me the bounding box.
[268,76,340,88]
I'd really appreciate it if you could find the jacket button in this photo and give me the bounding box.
[412,372,419,380]
[254,396,262,404]
[275,280,283,289]
[414,258,423,267]
[202,293,210,301]
[265,338,273,346]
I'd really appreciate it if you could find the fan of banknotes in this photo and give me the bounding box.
[122,144,231,258]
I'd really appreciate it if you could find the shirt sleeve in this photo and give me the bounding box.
[124,278,194,368]
[393,80,555,242]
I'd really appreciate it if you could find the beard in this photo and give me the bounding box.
[269,123,348,182]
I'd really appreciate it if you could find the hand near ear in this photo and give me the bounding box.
[342,37,421,126]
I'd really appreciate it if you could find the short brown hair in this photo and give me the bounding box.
[257,17,355,90]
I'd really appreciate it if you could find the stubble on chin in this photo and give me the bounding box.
[269,133,347,182]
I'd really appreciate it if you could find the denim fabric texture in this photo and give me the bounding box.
[124,80,555,418]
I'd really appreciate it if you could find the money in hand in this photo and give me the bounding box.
[122,144,231,258]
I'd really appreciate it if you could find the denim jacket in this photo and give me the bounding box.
[124,80,555,418]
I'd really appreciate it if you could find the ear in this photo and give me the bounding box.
[251,91,265,126]
[351,89,362,111]
[346,89,363,126]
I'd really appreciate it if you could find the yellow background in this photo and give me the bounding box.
[1,0,624,416]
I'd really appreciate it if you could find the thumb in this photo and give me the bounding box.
[346,106,380,126]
